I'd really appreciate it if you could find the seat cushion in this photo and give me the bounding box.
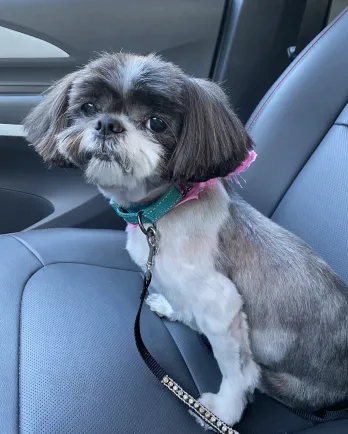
[1,228,347,433]
[0,229,218,434]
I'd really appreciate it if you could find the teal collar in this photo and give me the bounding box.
[110,150,257,226]
[110,185,188,225]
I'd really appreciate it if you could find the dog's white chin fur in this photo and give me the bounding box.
[85,158,128,188]
[84,128,163,186]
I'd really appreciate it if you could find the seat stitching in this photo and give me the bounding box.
[3,235,45,432]
[5,234,139,272]
[9,235,45,266]
[246,8,348,132]
[17,267,43,434]
[30,260,138,273]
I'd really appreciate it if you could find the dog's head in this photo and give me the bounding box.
[24,53,252,203]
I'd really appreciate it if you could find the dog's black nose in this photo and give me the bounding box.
[95,115,124,135]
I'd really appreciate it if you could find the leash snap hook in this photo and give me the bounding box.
[146,226,158,274]
[137,211,158,276]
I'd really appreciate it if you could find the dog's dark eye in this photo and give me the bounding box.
[146,116,167,133]
[81,102,97,116]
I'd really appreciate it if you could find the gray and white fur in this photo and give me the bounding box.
[24,52,348,428]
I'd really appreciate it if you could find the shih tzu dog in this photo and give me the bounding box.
[24,53,348,428]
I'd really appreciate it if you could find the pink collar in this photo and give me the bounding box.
[180,150,257,205]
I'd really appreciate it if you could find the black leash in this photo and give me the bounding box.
[134,215,238,434]
[134,214,348,431]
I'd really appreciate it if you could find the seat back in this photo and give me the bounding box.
[240,7,348,283]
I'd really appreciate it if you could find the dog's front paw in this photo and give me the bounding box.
[146,293,176,321]
[198,392,239,428]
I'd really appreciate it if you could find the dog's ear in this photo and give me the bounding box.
[169,78,253,183]
[24,72,77,166]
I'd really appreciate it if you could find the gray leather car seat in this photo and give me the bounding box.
[1,7,348,434]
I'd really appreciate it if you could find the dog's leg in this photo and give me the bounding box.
[199,312,259,427]
[195,277,260,428]
[146,293,177,321]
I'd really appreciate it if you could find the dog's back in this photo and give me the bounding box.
[217,189,348,410]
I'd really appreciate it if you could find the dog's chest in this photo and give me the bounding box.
[124,185,232,320]
[126,221,219,313]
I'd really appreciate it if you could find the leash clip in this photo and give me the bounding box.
[138,211,158,278]
[146,226,158,275]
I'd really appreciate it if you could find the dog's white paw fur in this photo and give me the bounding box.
[199,392,239,428]
[146,293,176,320]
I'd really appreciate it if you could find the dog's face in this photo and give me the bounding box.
[24,53,252,204]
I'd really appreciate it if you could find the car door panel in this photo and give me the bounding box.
[0,0,225,234]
